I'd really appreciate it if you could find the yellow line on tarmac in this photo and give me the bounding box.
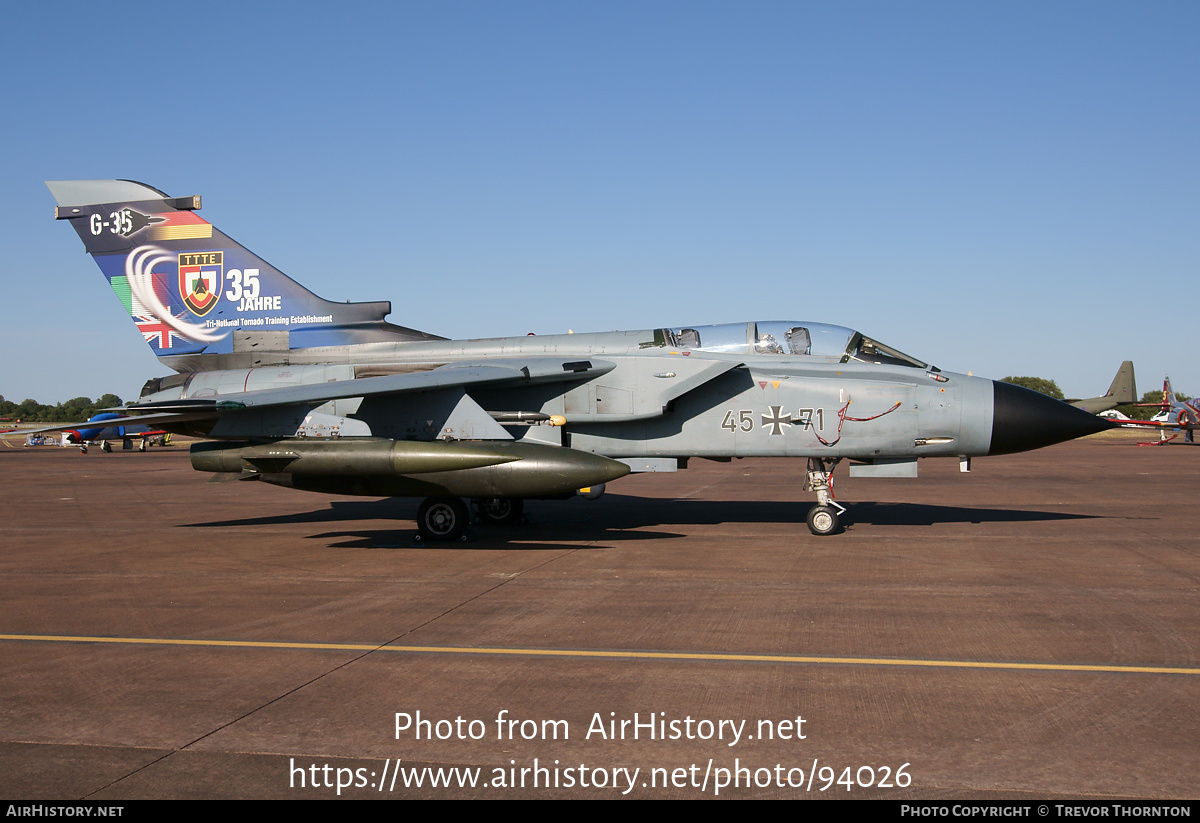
[2,633,1198,676]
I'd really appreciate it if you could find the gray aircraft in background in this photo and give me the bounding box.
[1121,376,1199,444]
[1152,376,1199,441]
[1069,361,1137,414]
[45,179,1112,540]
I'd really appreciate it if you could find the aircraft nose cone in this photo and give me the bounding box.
[989,380,1116,455]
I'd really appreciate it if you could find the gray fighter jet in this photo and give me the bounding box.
[46,180,1112,540]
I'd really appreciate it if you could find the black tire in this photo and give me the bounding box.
[417,497,469,542]
[806,505,839,536]
[474,497,524,525]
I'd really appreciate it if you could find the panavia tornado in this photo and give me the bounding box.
[45,179,1112,540]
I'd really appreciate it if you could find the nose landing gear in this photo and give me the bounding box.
[804,457,846,536]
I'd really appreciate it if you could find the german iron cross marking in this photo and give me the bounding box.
[762,405,791,436]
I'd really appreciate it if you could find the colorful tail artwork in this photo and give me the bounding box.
[46,180,442,369]
[1162,376,1178,409]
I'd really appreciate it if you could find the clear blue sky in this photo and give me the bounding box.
[1,1,1196,403]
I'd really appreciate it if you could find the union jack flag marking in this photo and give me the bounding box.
[135,314,176,349]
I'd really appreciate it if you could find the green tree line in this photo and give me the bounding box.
[1001,376,1064,399]
[0,394,124,423]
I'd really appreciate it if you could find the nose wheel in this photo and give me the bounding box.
[806,504,840,536]
[804,457,846,536]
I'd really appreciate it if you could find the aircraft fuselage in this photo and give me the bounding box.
[141,324,991,464]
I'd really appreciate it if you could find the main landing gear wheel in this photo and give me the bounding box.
[474,497,524,525]
[806,505,840,536]
[417,497,469,542]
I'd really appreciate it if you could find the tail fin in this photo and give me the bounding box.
[1106,361,1136,405]
[1163,376,1178,407]
[1069,360,1138,413]
[47,180,442,371]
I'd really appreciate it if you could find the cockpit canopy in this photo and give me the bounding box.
[656,321,929,369]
